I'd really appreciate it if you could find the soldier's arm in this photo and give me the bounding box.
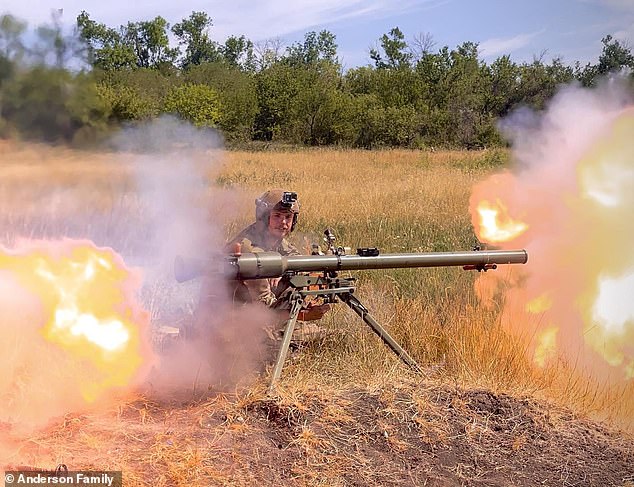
[244,278,278,307]
[245,238,330,319]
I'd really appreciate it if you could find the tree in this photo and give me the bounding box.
[578,35,634,86]
[171,11,219,68]
[221,35,256,71]
[184,62,258,140]
[409,31,436,63]
[78,12,178,70]
[485,55,521,116]
[76,11,136,70]
[415,46,452,108]
[253,37,284,71]
[285,63,343,145]
[123,16,179,69]
[253,62,301,140]
[441,42,492,147]
[286,30,338,66]
[370,27,412,69]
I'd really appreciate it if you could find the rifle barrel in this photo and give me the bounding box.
[231,249,528,279]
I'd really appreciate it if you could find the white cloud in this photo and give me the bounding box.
[188,0,434,42]
[1,0,435,42]
[479,30,543,58]
[614,21,634,43]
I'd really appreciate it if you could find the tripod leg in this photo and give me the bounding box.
[342,293,423,374]
[268,294,303,393]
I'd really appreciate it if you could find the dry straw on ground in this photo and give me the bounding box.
[1,140,632,485]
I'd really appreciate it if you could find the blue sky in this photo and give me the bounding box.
[2,0,633,68]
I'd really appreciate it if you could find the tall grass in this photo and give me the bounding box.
[1,140,631,430]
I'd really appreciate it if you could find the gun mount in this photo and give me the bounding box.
[175,230,528,392]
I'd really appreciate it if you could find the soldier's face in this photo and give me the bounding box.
[268,209,294,239]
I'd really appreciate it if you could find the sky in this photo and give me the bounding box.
[2,0,633,68]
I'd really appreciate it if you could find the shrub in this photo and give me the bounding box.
[163,83,221,127]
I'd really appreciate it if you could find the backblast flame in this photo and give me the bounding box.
[0,239,154,429]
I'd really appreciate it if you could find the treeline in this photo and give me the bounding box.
[0,11,633,148]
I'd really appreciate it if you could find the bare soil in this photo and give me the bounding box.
[6,380,633,486]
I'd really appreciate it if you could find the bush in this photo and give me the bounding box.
[163,83,221,127]
[184,63,258,141]
[1,67,109,143]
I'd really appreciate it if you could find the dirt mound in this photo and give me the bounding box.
[5,381,632,486]
[239,384,634,486]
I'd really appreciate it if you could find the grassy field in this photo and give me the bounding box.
[1,140,632,485]
[0,140,630,419]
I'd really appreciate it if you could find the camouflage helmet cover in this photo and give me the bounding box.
[255,189,300,231]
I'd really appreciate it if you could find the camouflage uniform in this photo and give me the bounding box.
[224,221,300,309]
[192,189,302,337]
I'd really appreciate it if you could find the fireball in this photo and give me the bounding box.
[475,198,528,243]
[470,106,634,382]
[0,239,153,427]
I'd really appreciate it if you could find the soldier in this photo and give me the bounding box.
[224,189,330,322]
[190,189,329,343]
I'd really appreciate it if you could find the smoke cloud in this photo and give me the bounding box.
[106,117,278,396]
[470,77,634,382]
[0,117,277,469]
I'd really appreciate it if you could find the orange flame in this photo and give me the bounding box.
[470,106,634,383]
[475,198,529,243]
[0,239,153,417]
[470,171,531,246]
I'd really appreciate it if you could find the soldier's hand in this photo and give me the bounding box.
[298,303,331,321]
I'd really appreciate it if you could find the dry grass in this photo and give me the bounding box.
[1,140,631,427]
[1,140,633,485]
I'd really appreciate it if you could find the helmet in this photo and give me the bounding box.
[255,189,300,231]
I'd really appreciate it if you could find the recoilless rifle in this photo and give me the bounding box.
[175,229,528,392]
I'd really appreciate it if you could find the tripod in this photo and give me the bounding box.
[268,274,423,392]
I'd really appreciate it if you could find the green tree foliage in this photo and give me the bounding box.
[485,55,521,116]
[221,35,256,71]
[4,12,633,149]
[284,63,348,145]
[123,16,179,69]
[77,11,137,70]
[253,30,343,145]
[286,30,339,66]
[171,12,219,68]
[370,27,412,69]
[579,35,634,86]
[96,69,171,121]
[257,30,344,144]
[345,66,422,108]
[518,57,574,109]
[163,83,221,127]
[443,42,490,147]
[356,101,423,148]
[184,62,258,140]
[253,62,299,140]
[77,12,178,70]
